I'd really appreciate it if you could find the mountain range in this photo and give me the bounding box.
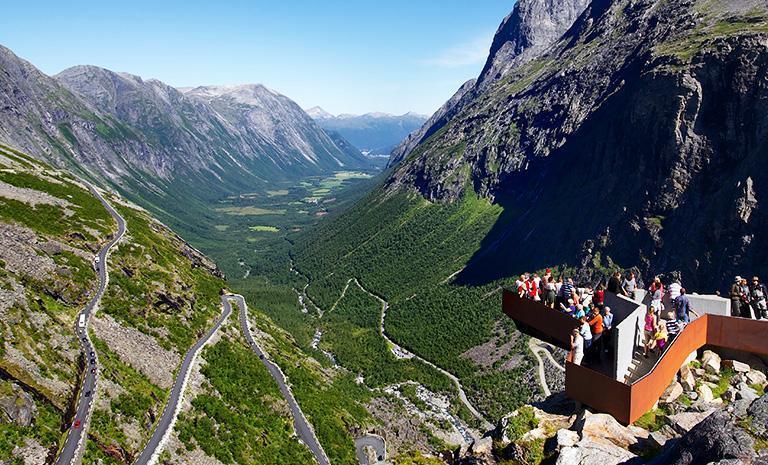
[307,107,427,156]
[0,47,374,229]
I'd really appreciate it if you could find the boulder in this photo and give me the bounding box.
[747,394,768,438]
[687,391,699,401]
[723,387,738,402]
[696,384,714,403]
[471,437,493,459]
[555,429,579,450]
[723,360,751,373]
[652,411,756,465]
[556,438,636,465]
[648,430,669,448]
[680,365,696,392]
[0,383,36,427]
[667,409,717,435]
[726,398,753,418]
[579,412,649,449]
[747,369,768,386]
[499,406,573,445]
[736,382,759,402]
[702,350,721,374]
[660,381,684,404]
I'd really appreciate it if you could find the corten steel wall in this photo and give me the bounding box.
[628,316,709,422]
[707,315,768,355]
[565,361,632,423]
[503,291,580,350]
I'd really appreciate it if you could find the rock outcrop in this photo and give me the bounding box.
[653,410,757,465]
[388,0,590,168]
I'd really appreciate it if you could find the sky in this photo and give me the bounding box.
[2,1,513,116]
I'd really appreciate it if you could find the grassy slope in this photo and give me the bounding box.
[294,190,532,419]
[174,321,315,465]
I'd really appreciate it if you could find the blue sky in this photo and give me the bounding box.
[2,1,512,116]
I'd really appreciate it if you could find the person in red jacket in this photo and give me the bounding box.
[593,283,606,308]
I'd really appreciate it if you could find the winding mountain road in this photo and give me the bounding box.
[54,185,126,465]
[132,300,231,465]
[353,279,495,432]
[230,294,331,465]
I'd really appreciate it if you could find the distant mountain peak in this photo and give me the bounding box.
[306,106,335,119]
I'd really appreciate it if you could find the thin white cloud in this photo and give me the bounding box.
[421,33,494,68]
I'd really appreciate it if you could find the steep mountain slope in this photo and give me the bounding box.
[387,0,768,291]
[308,108,427,156]
[180,84,370,170]
[0,46,373,231]
[295,0,768,427]
[389,0,591,167]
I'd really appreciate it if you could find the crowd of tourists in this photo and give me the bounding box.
[513,270,758,366]
[729,276,768,320]
[516,270,768,369]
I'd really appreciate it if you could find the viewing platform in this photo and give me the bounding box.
[502,289,768,424]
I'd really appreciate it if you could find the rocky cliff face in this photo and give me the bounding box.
[388,0,590,167]
[386,0,768,291]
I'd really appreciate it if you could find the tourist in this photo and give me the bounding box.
[603,307,613,331]
[560,299,577,316]
[673,288,692,323]
[622,271,637,300]
[587,307,604,358]
[528,274,540,301]
[573,304,586,320]
[579,316,593,350]
[607,271,622,294]
[544,276,557,308]
[643,306,658,358]
[562,278,575,304]
[666,310,681,343]
[571,328,584,366]
[730,276,743,317]
[602,306,614,353]
[668,278,682,301]
[555,276,565,308]
[650,277,664,314]
[653,320,669,354]
[751,276,768,320]
[740,278,753,318]
[593,283,605,308]
[516,274,528,298]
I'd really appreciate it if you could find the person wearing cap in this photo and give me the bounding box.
[730,276,744,317]
[741,278,753,318]
[751,276,768,320]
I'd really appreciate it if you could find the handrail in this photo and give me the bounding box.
[502,290,580,350]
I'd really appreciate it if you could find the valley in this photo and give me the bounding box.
[2,0,768,464]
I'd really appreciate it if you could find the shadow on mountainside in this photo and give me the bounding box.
[456,46,768,292]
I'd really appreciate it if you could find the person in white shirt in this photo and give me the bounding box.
[579,316,593,350]
[668,279,682,301]
[571,328,584,366]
